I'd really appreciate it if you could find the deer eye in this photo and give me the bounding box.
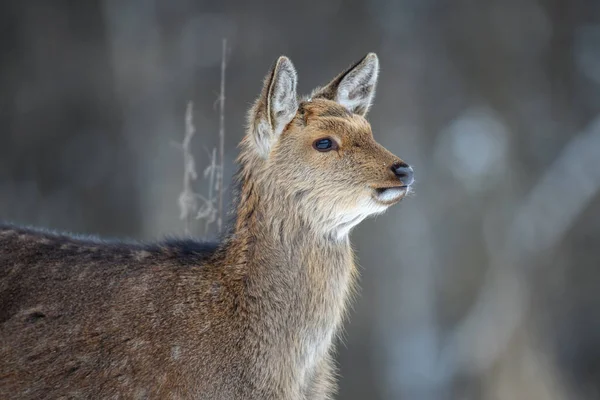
[313,138,337,152]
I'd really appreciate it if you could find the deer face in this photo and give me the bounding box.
[244,54,413,240]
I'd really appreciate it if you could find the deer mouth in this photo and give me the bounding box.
[372,186,408,205]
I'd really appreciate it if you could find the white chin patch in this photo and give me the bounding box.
[375,187,406,203]
[332,197,390,241]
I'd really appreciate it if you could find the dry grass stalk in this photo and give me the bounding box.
[216,38,227,234]
[176,39,227,238]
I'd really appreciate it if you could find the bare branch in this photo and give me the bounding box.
[217,38,227,234]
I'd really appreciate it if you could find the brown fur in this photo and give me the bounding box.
[0,54,411,399]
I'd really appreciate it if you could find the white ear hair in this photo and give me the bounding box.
[251,56,298,158]
[312,53,379,116]
[268,58,298,136]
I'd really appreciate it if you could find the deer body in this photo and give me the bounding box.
[0,54,413,399]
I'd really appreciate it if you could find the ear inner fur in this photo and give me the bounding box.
[311,53,379,116]
[250,56,298,158]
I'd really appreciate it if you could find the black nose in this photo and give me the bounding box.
[391,162,414,186]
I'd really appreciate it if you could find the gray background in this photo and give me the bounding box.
[1,1,600,399]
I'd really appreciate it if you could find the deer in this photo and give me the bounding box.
[0,53,414,399]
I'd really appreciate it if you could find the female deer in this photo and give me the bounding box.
[0,53,413,399]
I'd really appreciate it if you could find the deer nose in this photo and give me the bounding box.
[391,162,414,186]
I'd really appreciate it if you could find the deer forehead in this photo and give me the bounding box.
[285,100,374,143]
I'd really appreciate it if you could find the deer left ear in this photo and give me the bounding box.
[249,56,298,158]
[312,53,379,116]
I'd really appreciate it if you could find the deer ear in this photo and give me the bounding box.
[312,53,379,116]
[249,56,298,158]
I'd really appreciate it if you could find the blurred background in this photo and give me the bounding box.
[1,0,600,398]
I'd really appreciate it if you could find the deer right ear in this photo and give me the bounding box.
[312,53,379,117]
[249,56,298,158]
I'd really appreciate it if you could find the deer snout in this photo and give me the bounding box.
[391,162,414,187]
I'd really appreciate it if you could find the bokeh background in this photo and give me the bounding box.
[2,1,600,399]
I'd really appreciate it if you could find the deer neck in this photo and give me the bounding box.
[223,169,357,370]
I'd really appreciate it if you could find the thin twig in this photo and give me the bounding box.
[217,38,227,234]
